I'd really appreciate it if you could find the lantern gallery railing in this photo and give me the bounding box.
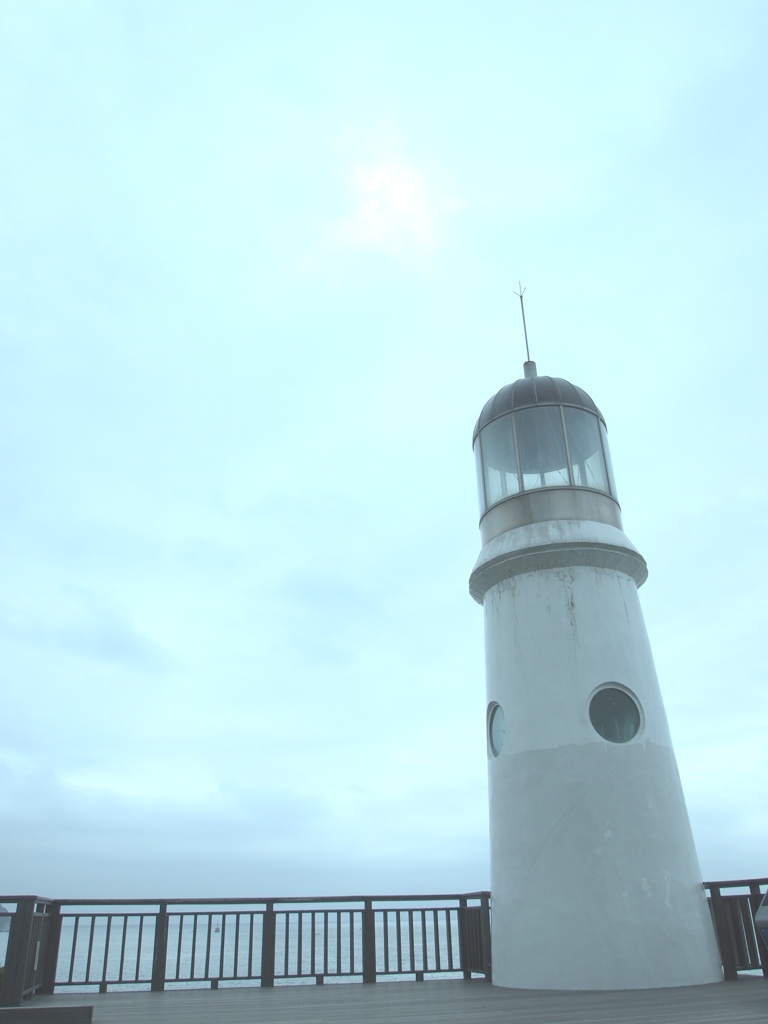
[0,893,491,1006]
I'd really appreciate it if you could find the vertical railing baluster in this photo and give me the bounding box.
[84,916,96,984]
[233,913,241,979]
[190,915,200,980]
[204,913,213,982]
[174,914,184,981]
[217,914,226,981]
[136,915,146,983]
[446,909,455,970]
[118,916,128,983]
[66,916,79,984]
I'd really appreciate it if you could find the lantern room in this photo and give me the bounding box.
[472,362,621,543]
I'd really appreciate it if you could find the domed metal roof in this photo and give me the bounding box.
[473,375,605,444]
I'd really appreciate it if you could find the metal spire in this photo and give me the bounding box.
[513,282,530,362]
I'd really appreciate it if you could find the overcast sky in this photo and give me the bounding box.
[1,1,766,900]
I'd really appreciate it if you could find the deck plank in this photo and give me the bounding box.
[29,978,768,1024]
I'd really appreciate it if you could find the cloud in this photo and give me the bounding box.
[0,589,173,674]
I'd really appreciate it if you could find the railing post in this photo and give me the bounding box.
[748,883,768,977]
[38,902,63,995]
[1,898,36,1006]
[457,895,492,981]
[479,892,492,981]
[458,897,471,980]
[362,900,376,984]
[260,902,276,988]
[151,903,168,992]
[709,885,738,981]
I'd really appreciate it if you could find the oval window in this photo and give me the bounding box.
[589,687,641,743]
[489,703,506,757]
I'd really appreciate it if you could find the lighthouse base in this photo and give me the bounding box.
[489,740,723,990]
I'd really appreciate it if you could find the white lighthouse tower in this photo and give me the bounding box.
[470,357,723,990]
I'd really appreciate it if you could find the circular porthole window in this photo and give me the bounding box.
[488,703,506,757]
[589,687,641,743]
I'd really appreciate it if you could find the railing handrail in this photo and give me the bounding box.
[1,892,489,908]
[704,879,768,890]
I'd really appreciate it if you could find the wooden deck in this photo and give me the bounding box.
[27,977,768,1024]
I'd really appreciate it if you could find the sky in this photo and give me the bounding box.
[1,0,767,900]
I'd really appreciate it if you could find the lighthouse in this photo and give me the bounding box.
[470,358,723,990]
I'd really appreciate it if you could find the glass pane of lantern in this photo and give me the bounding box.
[474,438,486,513]
[515,406,569,491]
[479,414,519,508]
[563,407,609,493]
[600,421,618,499]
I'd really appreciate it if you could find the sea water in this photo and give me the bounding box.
[45,907,462,992]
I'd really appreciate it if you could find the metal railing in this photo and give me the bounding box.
[0,898,59,1005]
[4,881,765,1006]
[704,879,768,980]
[0,893,491,1006]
